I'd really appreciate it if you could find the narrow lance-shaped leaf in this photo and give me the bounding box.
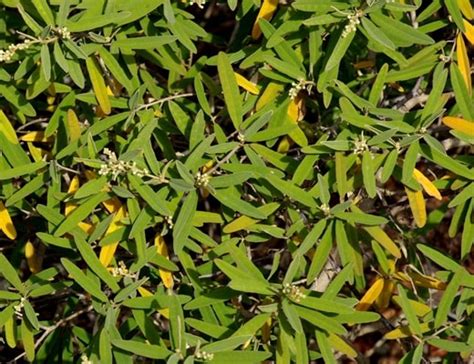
[0,201,17,240]
[251,0,279,39]
[362,151,377,198]
[173,190,198,254]
[154,234,174,289]
[434,269,463,328]
[86,56,111,115]
[442,116,474,137]
[217,52,242,130]
[456,33,472,94]
[61,258,108,302]
[405,187,427,228]
[397,285,423,336]
[413,168,442,200]
[356,277,385,311]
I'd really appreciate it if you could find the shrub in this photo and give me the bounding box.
[0,0,473,362]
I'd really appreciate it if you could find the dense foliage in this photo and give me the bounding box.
[0,0,473,362]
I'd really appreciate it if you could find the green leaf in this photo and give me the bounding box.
[40,44,51,81]
[32,0,55,25]
[73,234,120,292]
[307,223,333,282]
[0,253,25,294]
[66,12,131,32]
[397,285,423,336]
[214,259,274,295]
[172,190,198,254]
[20,319,35,362]
[54,192,109,237]
[111,339,171,359]
[361,18,395,50]
[112,36,177,49]
[444,0,465,31]
[217,52,242,130]
[362,151,377,198]
[434,269,463,328]
[212,188,266,219]
[325,29,355,71]
[427,338,473,353]
[128,175,171,216]
[0,161,47,181]
[61,258,108,302]
[267,175,317,208]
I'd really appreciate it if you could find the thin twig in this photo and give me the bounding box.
[11,306,93,363]
[135,93,194,112]
[203,143,242,176]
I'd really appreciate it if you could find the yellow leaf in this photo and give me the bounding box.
[223,215,259,233]
[261,317,271,343]
[277,135,292,153]
[363,226,401,258]
[463,20,474,45]
[19,131,53,143]
[100,243,119,267]
[356,277,385,311]
[456,33,472,95]
[138,287,170,319]
[458,0,474,20]
[154,234,174,289]
[99,205,127,267]
[256,82,283,111]
[27,142,46,162]
[392,295,431,317]
[86,56,111,115]
[251,0,279,40]
[376,279,394,309]
[106,85,114,96]
[384,322,431,339]
[394,271,446,290]
[0,200,17,240]
[287,94,304,123]
[108,77,123,96]
[102,197,122,214]
[234,73,260,95]
[413,168,442,200]
[68,175,81,194]
[78,221,95,234]
[25,241,43,273]
[65,176,80,216]
[0,110,19,144]
[67,109,81,141]
[405,187,427,228]
[442,116,474,137]
[327,333,357,358]
[84,170,121,213]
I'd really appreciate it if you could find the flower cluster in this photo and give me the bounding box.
[195,350,214,361]
[353,133,368,154]
[282,283,307,303]
[342,9,363,38]
[195,171,210,187]
[0,39,31,62]
[189,0,207,8]
[98,148,148,180]
[80,354,93,364]
[110,261,137,278]
[289,79,311,100]
[13,297,26,316]
[55,26,71,40]
[165,215,174,229]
